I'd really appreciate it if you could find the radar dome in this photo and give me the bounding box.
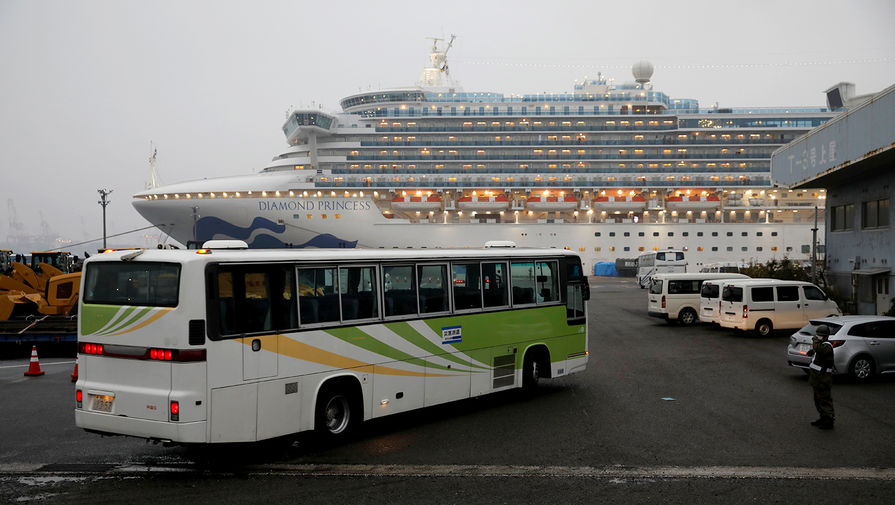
[632,61,654,84]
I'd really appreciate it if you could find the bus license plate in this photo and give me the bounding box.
[91,395,114,413]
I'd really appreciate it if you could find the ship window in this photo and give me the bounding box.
[697,232,703,237]
[594,232,601,237]
[712,247,719,252]
[682,232,689,237]
[727,232,733,237]
[757,232,763,237]
[712,232,718,237]
[742,232,748,237]
[638,232,645,237]
[772,232,778,237]
[609,232,616,237]
[667,232,674,237]
[652,232,659,237]
[624,232,630,237]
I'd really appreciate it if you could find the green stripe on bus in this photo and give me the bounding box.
[80,305,122,336]
[386,321,489,371]
[103,307,153,335]
[324,326,456,372]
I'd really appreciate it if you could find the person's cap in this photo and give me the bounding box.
[815,324,831,337]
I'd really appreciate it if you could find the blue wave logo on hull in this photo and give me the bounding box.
[196,216,357,248]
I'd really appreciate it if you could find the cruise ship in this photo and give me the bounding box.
[134,38,836,272]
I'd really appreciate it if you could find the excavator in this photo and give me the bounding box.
[0,251,81,321]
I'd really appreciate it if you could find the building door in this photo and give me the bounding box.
[876,275,892,315]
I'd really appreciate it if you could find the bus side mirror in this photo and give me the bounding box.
[582,283,590,301]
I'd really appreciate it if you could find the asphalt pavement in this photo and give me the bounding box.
[1,276,893,504]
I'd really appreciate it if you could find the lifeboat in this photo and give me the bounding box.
[526,195,578,211]
[457,195,509,211]
[591,195,647,211]
[391,194,442,211]
[665,195,721,210]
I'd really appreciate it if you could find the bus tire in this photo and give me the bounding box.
[315,381,360,438]
[678,308,697,326]
[523,347,549,390]
[754,319,773,337]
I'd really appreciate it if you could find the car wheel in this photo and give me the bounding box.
[678,308,697,326]
[849,355,875,382]
[754,319,773,337]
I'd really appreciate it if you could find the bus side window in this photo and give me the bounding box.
[482,261,509,308]
[536,261,559,303]
[510,261,535,305]
[217,271,235,335]
[339,265,378,321]
[417,264,448,313]
[452,262,482,310]
[241,272,272,333]
[298,267,338,325]
[383,265,417,317]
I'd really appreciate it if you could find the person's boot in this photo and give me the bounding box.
[818,417,835,430]
[810,418,823,426]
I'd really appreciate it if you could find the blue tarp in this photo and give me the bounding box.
[593,262,619,276]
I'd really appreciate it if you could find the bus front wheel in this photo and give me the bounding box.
[523,348,549,390]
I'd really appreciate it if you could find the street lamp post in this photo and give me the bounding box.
[98,189,113,249]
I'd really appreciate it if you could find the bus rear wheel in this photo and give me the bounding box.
[316,386,357,437]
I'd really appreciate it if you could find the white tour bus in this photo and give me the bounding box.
[648,272,749,325]
[719,279,841,336]
[74,244,589,444]
[637,250,687,289]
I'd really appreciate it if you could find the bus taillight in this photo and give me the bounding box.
[170,401,179,421]
[661,295,666,309]
[80,343,104,355]
[76,390,82,408]
[150,348,174,361]
[743,305,749,318]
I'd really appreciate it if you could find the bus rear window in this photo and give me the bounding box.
[84,262,180,307]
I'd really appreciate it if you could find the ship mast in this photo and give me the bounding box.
[147,142,161,189]
[419,34,458,89]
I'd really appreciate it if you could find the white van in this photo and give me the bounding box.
[719,279,841,336]
[648,272,749,325]
[699,278,750,324]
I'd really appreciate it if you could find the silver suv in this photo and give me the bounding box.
[786,316,895,381]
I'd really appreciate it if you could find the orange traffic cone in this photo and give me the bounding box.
[70,356,79,382]
[24,345,45,377]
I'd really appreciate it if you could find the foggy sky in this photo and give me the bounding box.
[1,0,894,252]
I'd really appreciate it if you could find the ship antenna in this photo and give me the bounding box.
[147,142,161,189]
[441,34,456,75]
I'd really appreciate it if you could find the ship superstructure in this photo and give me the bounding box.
[134,39,835,271]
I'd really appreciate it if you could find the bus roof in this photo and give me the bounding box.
[83,247,582,266]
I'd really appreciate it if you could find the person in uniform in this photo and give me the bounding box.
[806,324,835,429]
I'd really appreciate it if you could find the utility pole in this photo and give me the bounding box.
[98,189,113,249]
[811,205,818,285]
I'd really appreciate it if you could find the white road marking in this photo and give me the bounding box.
[2,463,893,481]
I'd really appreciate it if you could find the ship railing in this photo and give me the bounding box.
[346,153,772,162]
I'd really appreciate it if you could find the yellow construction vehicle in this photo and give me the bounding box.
[0,251,81,320]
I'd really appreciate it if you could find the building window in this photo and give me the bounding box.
[831,203,854,231]
[862,198,890,229]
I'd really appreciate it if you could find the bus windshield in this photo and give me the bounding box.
[83,262,180,307]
